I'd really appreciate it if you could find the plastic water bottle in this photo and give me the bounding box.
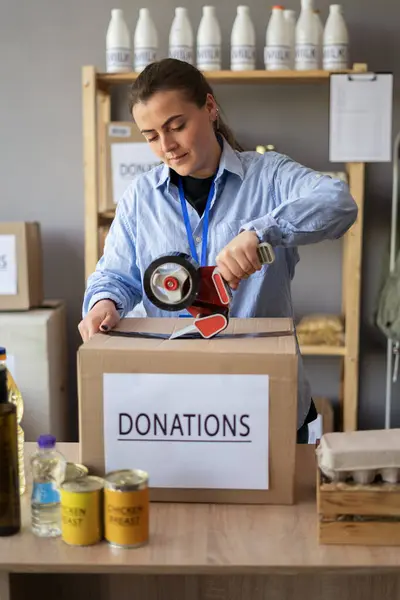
[134,8,158,73]
[106,9,132,73]
[265,6,290,71]
[283,9,296,69]
[31,434,66,537]
[169,7,194,64]
[323,4,349,70]
[230,6,256,71]
[295,0,319,70]
[197,6,222,71]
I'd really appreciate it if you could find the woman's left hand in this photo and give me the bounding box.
[216,231,262,290]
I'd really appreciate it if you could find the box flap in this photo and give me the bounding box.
[79,317,296,356]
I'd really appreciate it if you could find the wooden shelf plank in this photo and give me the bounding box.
[96,69,354,86]
[300,345,346,356]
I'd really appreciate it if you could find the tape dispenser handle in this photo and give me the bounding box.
[257,242,275,265]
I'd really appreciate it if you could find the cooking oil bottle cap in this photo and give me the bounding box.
[38,434,56,449]
[0,347,6,359]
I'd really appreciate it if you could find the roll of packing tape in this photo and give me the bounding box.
[143,252,200,312]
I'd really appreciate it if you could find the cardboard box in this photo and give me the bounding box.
[100,122,160,211]
[78,317,298,505]
[0,222,43,310]
[0,301,69,440]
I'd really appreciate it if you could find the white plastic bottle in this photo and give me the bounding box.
[106,9,132,73]
[283,9,296,69]
[265,6,290,71]
[314,10,324,68]
[323,4,349,70]
[197,6,222,71]
[230,6,256,71]
[31,434,66,538]
[169,7,194,65]
[295,0,319,70]
[134,8,158,73]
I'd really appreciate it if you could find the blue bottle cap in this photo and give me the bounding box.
[0,347,6,355]
[37,434,56,449]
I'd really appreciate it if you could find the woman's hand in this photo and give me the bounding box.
[216,231,262,290]
[78,299,120,342]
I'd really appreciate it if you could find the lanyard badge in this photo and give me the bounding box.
[178,177,215,267]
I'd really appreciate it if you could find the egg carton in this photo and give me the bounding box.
[316,428,400,485]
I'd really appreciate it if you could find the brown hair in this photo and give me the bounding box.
[129,58,243,151]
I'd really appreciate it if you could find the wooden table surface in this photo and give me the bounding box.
[2,442,400,575]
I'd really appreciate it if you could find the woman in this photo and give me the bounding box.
[79,58,358,442]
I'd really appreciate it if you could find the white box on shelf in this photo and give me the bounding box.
[0,300,69,441]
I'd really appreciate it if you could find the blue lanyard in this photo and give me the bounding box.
[178,176,215,267]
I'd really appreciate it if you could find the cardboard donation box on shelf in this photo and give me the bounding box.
[100,121,160,211]
[78,317,298,505]
[0,222,43,310]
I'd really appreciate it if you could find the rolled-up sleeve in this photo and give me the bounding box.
[240,153,358,246]
[82,186,142,318]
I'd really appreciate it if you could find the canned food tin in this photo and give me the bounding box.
[60,476,104,546]
[65,462,89,481]
[104,469,149,548]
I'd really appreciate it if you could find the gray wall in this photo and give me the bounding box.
[0,0,399,439]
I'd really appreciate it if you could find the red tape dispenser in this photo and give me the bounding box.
[143,243,275,340]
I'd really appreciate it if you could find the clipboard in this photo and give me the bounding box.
[329,72,393,162]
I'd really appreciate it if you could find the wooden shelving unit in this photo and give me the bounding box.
[96,68,355,87]
[82,64,367,431]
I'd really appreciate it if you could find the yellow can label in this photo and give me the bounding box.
[104,488,149,546]
[60,489,102,546]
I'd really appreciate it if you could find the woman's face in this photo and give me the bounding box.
[132,90,219,177]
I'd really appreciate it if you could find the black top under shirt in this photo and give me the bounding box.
[170,170,214,217]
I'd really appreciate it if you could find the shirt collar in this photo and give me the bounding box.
[154,136,244,189]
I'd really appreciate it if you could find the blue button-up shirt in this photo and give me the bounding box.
[83,137,358,428]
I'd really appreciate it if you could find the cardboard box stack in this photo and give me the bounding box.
[0,222,69,440]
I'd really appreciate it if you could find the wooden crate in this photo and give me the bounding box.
[317,468,400,546]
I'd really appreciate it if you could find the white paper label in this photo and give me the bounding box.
[169,46,193,64]
[0,235,17,295]
[295,44,318,69]
[264,45,290,69]
[134,48,157,70]
[106,47,131,71]
[323,44,348,69]
[103,373,270,490]
[231,45,256,68]
[197,45,221,68]
[111,142,160,203]
[109,125,131,138]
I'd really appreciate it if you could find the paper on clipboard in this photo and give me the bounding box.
[329,73,393,162]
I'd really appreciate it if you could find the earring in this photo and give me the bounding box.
[215,109,220,131]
